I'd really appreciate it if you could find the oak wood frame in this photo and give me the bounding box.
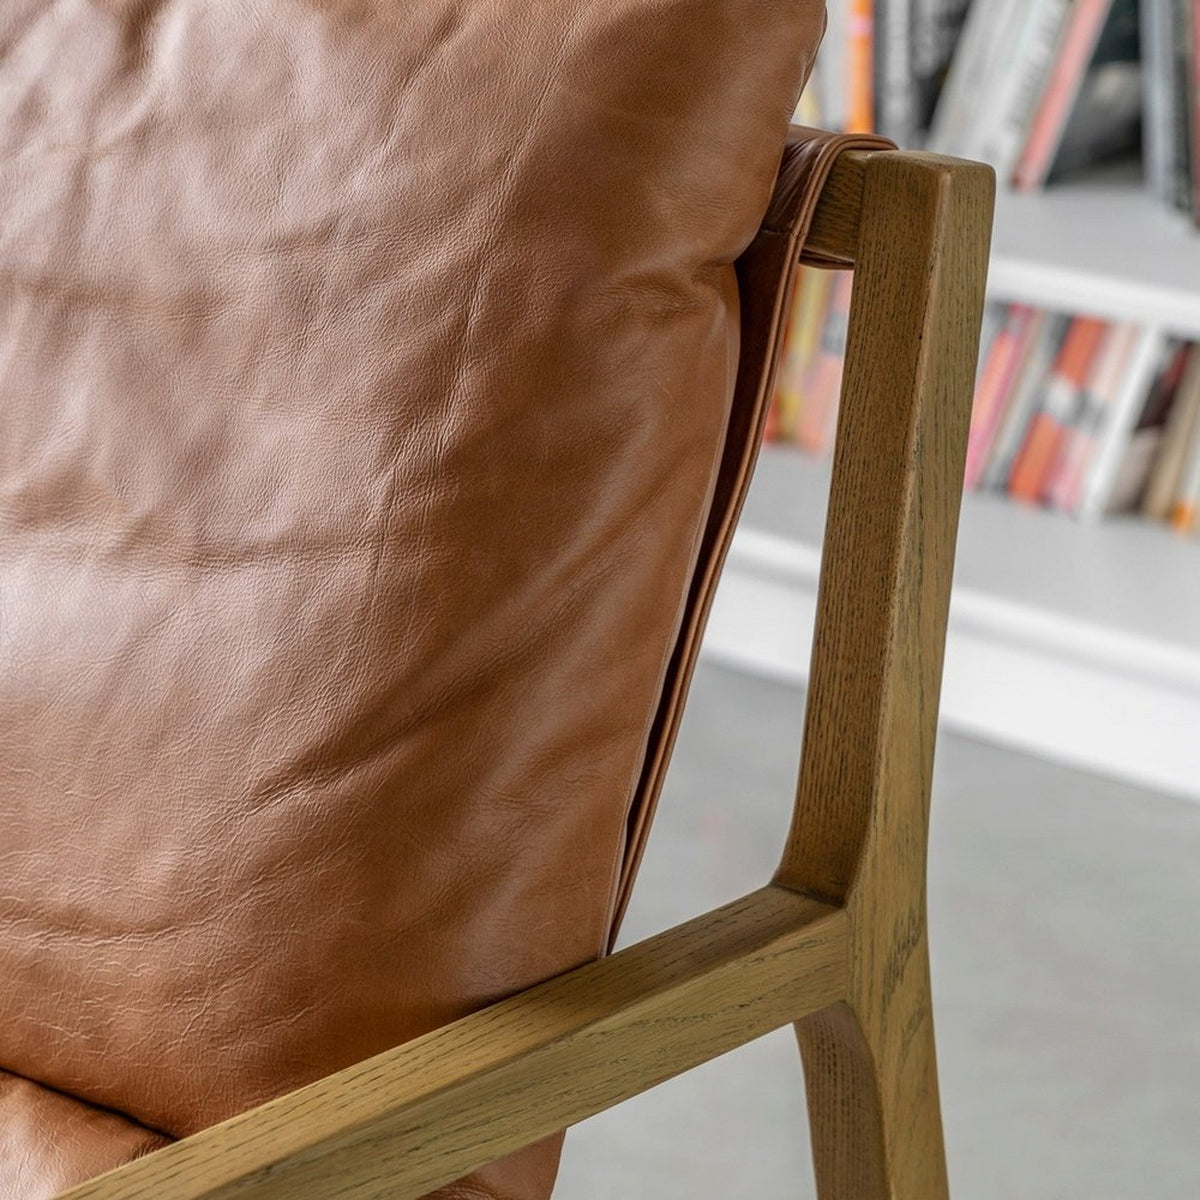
[59,145,994,1200]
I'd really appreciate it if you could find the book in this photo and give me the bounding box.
[848,0,876,133]
[1143,348,1200,518]
[927,1,1011,156]
[912,0,975,131]
[1174,0,1195,214]
[1193,0,1200,224]
[772,268,833,439]
[1048,0,1142,182]
[1106,342,1191,512]
[982,312,1071,492]
[1141,0,1179,205]
[976,0,1075,182]
[817,0,850,132]
[796,273,854,454]
[1075,327,1171,519]
[1045,322,1139,510]
[974,300,1007,382]
[875,0,917,143]
[1169,408,1200,531]
[963,303,1038,491]
[1010,315,1108,502]
[1013,0,1115,190]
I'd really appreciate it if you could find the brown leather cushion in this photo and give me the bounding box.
[0,0,823,1193]
[0,1070,168,1200]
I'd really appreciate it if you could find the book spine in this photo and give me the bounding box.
[912,0,973,130]
[876,0,917,143]
[982,313,1071,492]
[778,269,834,439]
[1169,411,1200,531]
[1143,350,1200,518]
[964,304,1036,491]
[1012,0,1114,191]
[1077,328,1170,519]
[819,0,851,132]
[796,273,854,454]
[1105,342,1190,512]
[1193,0,1200,225]
[848,0,876,133]
[1046,323,1138,510]
[977,0,1074,181]
[927,1,1006,155]
[1174,0,1195,213]
[1141,0,1178,204]
[1010,316,1108,502]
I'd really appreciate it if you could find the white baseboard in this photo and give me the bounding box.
[702,528,1200,805]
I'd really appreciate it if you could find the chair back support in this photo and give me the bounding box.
[0,3,826,1196]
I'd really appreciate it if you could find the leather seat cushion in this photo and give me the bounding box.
[0,0,824,1195]
[0,1069,168,1200]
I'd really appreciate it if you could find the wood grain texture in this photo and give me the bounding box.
[58,888,844,1200]
[802,150,866,264]
[778,151,995,1200]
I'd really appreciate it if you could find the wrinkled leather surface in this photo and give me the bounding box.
[0,2,828,1196]
[0,1070,167,1200]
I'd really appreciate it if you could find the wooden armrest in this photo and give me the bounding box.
[59,140,994,1200]
[60,889,843,1200]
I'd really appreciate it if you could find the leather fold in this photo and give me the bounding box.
[612,127,895,935]
[0,1070,168,1200]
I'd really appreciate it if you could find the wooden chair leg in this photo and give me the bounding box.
[798,965,947,1199]
[775,149,995,1199]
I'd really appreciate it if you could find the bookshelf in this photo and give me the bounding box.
[707,181,1200,805]
[729,2,1200,803]
[989,181,1200,335]
[704,444,1200,804]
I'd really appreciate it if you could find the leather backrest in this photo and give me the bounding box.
[0,0,825,1179]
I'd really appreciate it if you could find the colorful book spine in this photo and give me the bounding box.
[1010,315,1108,503]
[848,0,875,133]
[976,0,1074,181]
[772,268,833,440]
[982,312,1070,492]
[1046,323,1139,511]
[796,273,854,454]
[974,301,1007,384]
[1076,328,1171,519]
[964,304,1037,491]
[1012,0,1114,190]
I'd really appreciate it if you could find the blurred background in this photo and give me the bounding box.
[558,3,1200,1195]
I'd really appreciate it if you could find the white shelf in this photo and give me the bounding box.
[702,446,1200,803]
[988,182,1200,337]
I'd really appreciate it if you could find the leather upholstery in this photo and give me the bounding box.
[0,1070,167,1200]
[0,4,857,1197]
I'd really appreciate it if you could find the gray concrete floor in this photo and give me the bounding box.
[555,662,1200,1199]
